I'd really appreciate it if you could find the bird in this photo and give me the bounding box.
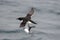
[17,8,37,28]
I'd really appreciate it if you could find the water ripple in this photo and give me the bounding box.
[0,29,21,33]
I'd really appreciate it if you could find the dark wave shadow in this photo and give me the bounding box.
[32,31,47,35]
[56,12,60,15]
[0,29,22,33]
[48,10,55,13]
[3,39,10,40]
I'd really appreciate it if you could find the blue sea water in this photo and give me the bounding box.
[0,0,60,40]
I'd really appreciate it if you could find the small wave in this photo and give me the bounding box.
[56,12,60,15]
[0,29,21,33]
[3,39,10,40]
[2,39,20,40]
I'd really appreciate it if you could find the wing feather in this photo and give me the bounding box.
[29,20,37,24]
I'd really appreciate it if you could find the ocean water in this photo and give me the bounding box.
[0,0,60,40]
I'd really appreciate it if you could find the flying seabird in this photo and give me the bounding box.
[17,8,37,27]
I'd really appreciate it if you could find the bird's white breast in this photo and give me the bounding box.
[28,21,32,24]
[24,21,32,33]
[24,28,29,33]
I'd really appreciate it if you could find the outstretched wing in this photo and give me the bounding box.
[29,20,37,24]
[26,8,34,17]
